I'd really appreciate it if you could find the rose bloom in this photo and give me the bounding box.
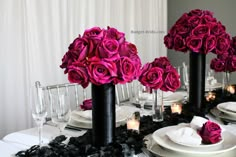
[139,63,164,89]
[232,36,236,49]
[210,58,225,72]
[161,67,181,92]
[175,13,189,25]
[210,22,226,36]
[80,99,92,110]
[173,35,188,52]
[215,33,231,55]
[152,57,171,69]
[96,39,120,60]
[82,27,104,44]
[67,62,89,88]
[87,57,117,85]
[188,9,204,17]
[186,36,202,53]
[191,24,210,38]
[203,35,216,54]
[188,16,201,28]
[115,57,137,84]
[105,27,125,44]
[176,24,190,37]
[119,42,138,57]
[164,34,173,49]
[226,56,236,72]
[198,121,222,144]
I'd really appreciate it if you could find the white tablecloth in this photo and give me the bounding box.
[1,125,86,157]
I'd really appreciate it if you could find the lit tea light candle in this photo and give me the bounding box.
[127,112,140,131]
[171,103,182,114]
[206,92,216,101]
[226,85,235,94]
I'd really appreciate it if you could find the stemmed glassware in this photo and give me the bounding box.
[182,62,189,93]
[131,81,152,110]
[50,86,71,134]
[30,81,47,146]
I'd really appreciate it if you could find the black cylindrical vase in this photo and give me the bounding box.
[92,83,115,147]
[189,52,206,112]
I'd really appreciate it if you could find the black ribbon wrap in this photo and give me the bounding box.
[92,83,115,147]
[189,52,206,113]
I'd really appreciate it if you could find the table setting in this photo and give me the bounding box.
[4,8,236,157]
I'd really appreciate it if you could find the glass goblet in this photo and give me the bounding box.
[30,82,47,146]
[50,92,71,135]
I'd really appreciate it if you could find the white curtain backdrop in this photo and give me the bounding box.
[0,0,167,138]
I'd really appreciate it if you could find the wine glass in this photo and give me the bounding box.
[30,81,47,146]
[50,87,71,135]
[205,64,215,92]
[182,62,189,93]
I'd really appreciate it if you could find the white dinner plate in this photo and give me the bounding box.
[145,135,235,157]
[68,105,140,129]
[210,107,236,122]
[217,102,236,118]
[152,125,236,155]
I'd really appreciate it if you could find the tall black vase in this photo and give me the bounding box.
[189,52,206,112]
[92,83,115,147]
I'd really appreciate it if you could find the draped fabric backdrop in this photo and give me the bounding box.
[0,0,167,138]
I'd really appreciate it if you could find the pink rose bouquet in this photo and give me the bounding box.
[164,9,231,54]
[210,36,236,72]
[80,99,92,110]
[60,26,142,88]
[138,57,180,92]
[198,121,222,144]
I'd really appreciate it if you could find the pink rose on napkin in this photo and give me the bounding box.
[80,99,92,110]
[198,121,222,144]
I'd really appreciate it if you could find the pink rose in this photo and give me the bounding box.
[96,39,120,60]
[164,34,173,49]
[80,99,92,110]
[169,25,177,37]
[152,57,171,69]
[139,63,164,90]
[119,42,138,57]
[232,36,236,49]
[210,58,225,72]
[210,22,226,36]
[129,54,142,78]
[201,15,216,24]
[176,13,189,25]
[203,10,214,16]
[87,57,117,85]
[106,26,125,44]
[191,24,210,37]
[176,24,190,36]
[203,35,216,54]
[115,57,137,84]
[186,36,202,53]
[227,56,236,72]
[60,51,77,73]
[82,27,104,44]
[161,67,181,92]
[198,121,222,144]
[188,16,201,28]
[69,37,91,61]
[215,34,231,55]
[67,62,89,88]
[173,35,188,52]
[188,9,204,17]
